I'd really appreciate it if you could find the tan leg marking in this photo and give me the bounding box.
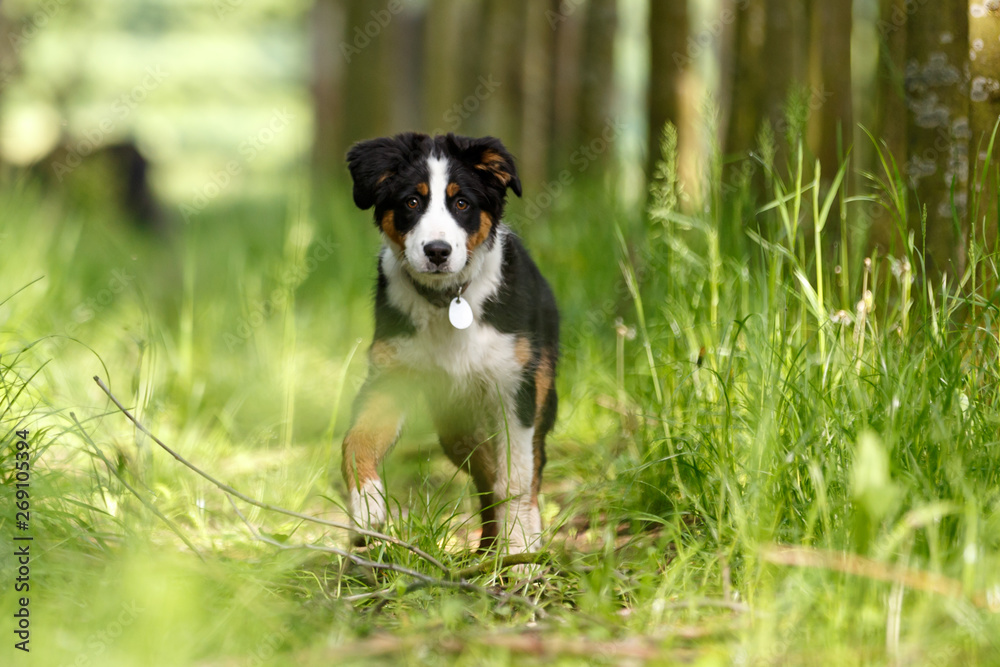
[531,349,556,502]
[514,336,532,367]
[341,390,402,490]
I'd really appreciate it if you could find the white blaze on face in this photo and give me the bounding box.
[404,156,470,274]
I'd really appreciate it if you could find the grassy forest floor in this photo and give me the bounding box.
[2,131,1000,666]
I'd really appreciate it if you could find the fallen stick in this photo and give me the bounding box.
[70,411,205,561]
[94,375,448,574]
[762,544,993,609]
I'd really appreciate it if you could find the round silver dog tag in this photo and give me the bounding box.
[449,296,473,329]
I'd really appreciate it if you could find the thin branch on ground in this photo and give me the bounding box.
[762,544,993,609]
[657,598,751,614]
[227,496,438,583]
[94,375,448,574]
[453,551,551,580]
[70,411,206,562]
[228,496,546,615]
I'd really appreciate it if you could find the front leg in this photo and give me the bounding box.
[341,379,405,533]
[493,420,542,554]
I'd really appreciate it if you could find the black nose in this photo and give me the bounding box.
[424,240,452,266]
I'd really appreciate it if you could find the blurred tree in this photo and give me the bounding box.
[903,2,969,275]
[577,0,617,168]
[868,0,909,255]
[874,0,907,171]
[519,0,556,185]
[310,0,346,179]
[481,0,527,153]
[341,1,401,149]
[809,0,852,180]
[423,0,467,133]
[647,0,688,176]
[725,0,811,160]
[550,0,585,171]
[0,13,9,171]
[968,1,1000,256]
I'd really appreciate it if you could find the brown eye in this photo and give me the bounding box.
[455,199,469,211]
[406,197,419,209]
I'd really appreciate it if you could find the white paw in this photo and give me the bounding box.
[350,478,387,529]
[500,501,542,555]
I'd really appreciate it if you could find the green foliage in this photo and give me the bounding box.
[2,130,1000,665]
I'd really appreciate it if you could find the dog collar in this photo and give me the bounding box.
[406,273,470,309]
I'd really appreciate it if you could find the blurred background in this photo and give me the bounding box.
[0,0,993,273]
[4,3,1000,664]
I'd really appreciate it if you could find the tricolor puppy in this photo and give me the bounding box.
[342,133,558,554]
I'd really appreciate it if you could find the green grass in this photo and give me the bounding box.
[2,130,1000,666]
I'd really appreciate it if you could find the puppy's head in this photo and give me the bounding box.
[347,133,521,279]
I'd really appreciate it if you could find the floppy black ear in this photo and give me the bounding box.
[346,133,428,210]
[445,134,522,198]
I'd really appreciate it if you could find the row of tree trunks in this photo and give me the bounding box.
[310,1,998,276]
[311,0,605,188]
[875,0,1000,276]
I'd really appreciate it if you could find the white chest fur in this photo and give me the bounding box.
[380,229,522,394]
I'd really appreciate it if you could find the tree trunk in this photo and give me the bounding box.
[480,0,527,151]
[519,1,556,185]
[647,0,688,175]
[808,0,852,180]
[867,0,910,255]
[968,1,1000,258]
[550,0,585,172]
[577,0,617,168]
[423,0,463,134]
[0,11,19,171]
[904,2,969,275]
[310,0,346,179]
[717,0,739,152]
[339,0,401,147]
[725,0,810,159]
